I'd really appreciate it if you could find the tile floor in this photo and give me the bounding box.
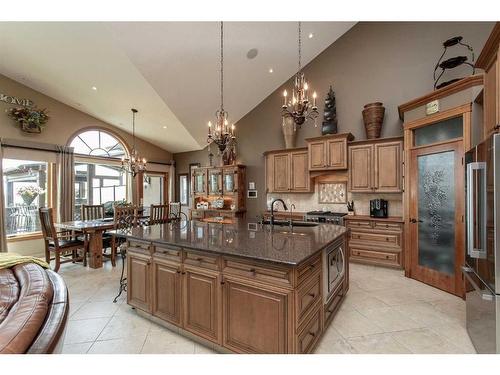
[58,260,476,354]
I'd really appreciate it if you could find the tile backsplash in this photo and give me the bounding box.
[267,179,403,217]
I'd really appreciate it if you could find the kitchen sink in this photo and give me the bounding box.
[261,220,319,227]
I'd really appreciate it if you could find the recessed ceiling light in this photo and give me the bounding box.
[246,48,258,59]
[308,33,314,39]
[162,126,167,129]
[269,68,273,73]
[91,86,97,91]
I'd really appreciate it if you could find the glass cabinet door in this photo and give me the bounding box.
[223,168,238,195]
[192,170,206,195]
[208,169,222,195]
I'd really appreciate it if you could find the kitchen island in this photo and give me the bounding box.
[114,219,349,354]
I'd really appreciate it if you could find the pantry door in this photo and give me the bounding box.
[408,140,464,296]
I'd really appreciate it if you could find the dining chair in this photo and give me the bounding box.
[81,204,114,262]
[110,204,138,267]
[39,207,87,272]
[168,202,187,221]
[149,204,169,224]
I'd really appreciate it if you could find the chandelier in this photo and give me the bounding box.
[281,22,319,128]
[121,108,147,177]
[207,21,236,155]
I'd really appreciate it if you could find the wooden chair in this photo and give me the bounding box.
[149,204,169,224]
[110,205,138,266]
[81,204,106,221]
[39,207,87,272]
[81,204,113,263]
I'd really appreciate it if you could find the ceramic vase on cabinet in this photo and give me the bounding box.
[282,116,297,149]
[362,102,385,139]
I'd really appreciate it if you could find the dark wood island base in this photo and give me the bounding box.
[123,226,348,354]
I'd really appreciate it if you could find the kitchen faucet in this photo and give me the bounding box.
[270,198,288,226]
[289,203,296,229]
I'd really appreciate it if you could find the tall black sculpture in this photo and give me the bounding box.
[321,86,338,135]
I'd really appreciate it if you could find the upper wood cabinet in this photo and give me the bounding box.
[349,138,403,193]
[265,148,311,193]
[306,133,354,171]
[476,23,500,140]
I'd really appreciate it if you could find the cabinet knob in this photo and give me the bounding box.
[177,269,181,274]
[197,257,203,262]
[308,293,316,298]
[308,332,316,338]
[249,268,256,274]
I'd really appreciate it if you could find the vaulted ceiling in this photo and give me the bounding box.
[0,22,355,153]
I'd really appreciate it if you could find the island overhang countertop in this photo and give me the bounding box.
[112,219,347,265]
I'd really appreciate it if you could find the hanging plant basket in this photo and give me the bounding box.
[6,106,49,134]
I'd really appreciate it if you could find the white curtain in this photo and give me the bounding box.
[56,146,75,222]
[169,161,176,203]
[0,140,7,252]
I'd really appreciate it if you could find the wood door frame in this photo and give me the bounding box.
[136,171,169,207]
[404,103,472,280]
[407,140,464,296]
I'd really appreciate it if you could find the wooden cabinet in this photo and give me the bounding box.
[190,165,246,219]
[290,150,309,191]
[183,266,221,344]
[476,23,500,140]
[306,133,353,171]
[349,144,372,192]
[126,240,349,353]
[152,257,182,325]
[127,250,152,312]
[349,138,403,193]
[222,278,290,354]
[265,148,311,193]
[345,217,404,268]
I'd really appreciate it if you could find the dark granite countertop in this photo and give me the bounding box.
[112,219,347,266]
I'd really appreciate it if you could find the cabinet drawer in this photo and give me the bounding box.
[296,270,322,326]
[222,257,292,288]
[154,245,182,262]
[295,254,321,286]
[372,221,402,231]
[127,240,151,255]
[191,210,204,219]
[184,250,220,271]
[350,231,400,246]
[350,247,399,265]
[346,220,372,229]
[296,304,322,354]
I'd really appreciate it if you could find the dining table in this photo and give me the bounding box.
[56,219,115,269]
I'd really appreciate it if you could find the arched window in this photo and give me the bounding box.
[69,129,129,219]
[69,129,127,159]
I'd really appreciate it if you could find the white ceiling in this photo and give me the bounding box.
[0,22,355,153]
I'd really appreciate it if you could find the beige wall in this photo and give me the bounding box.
[0,73,173,163]
[175,22,494,218]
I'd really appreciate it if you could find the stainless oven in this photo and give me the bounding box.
[323,237,345,303]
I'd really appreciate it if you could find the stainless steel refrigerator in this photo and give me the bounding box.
[464,133,500,354]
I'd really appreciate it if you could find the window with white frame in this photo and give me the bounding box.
[70,129,129,219]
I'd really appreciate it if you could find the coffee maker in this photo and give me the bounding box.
[370,199,388,218]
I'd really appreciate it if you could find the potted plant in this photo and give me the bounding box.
[17,186,45,206]
[6,106,49,133]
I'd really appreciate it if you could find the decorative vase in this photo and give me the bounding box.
[21,194,37,206]
[321,86,338,135]
[362,102,385,139]
[282,117,297,149]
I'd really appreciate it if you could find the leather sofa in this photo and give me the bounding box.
[0,262,69,354]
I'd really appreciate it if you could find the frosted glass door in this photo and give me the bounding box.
[417,151,455,274]
[409,139,464,296]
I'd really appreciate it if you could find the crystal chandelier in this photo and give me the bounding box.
[281,22,319,128]
[121,108,147,177]
[207,21,236,155]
